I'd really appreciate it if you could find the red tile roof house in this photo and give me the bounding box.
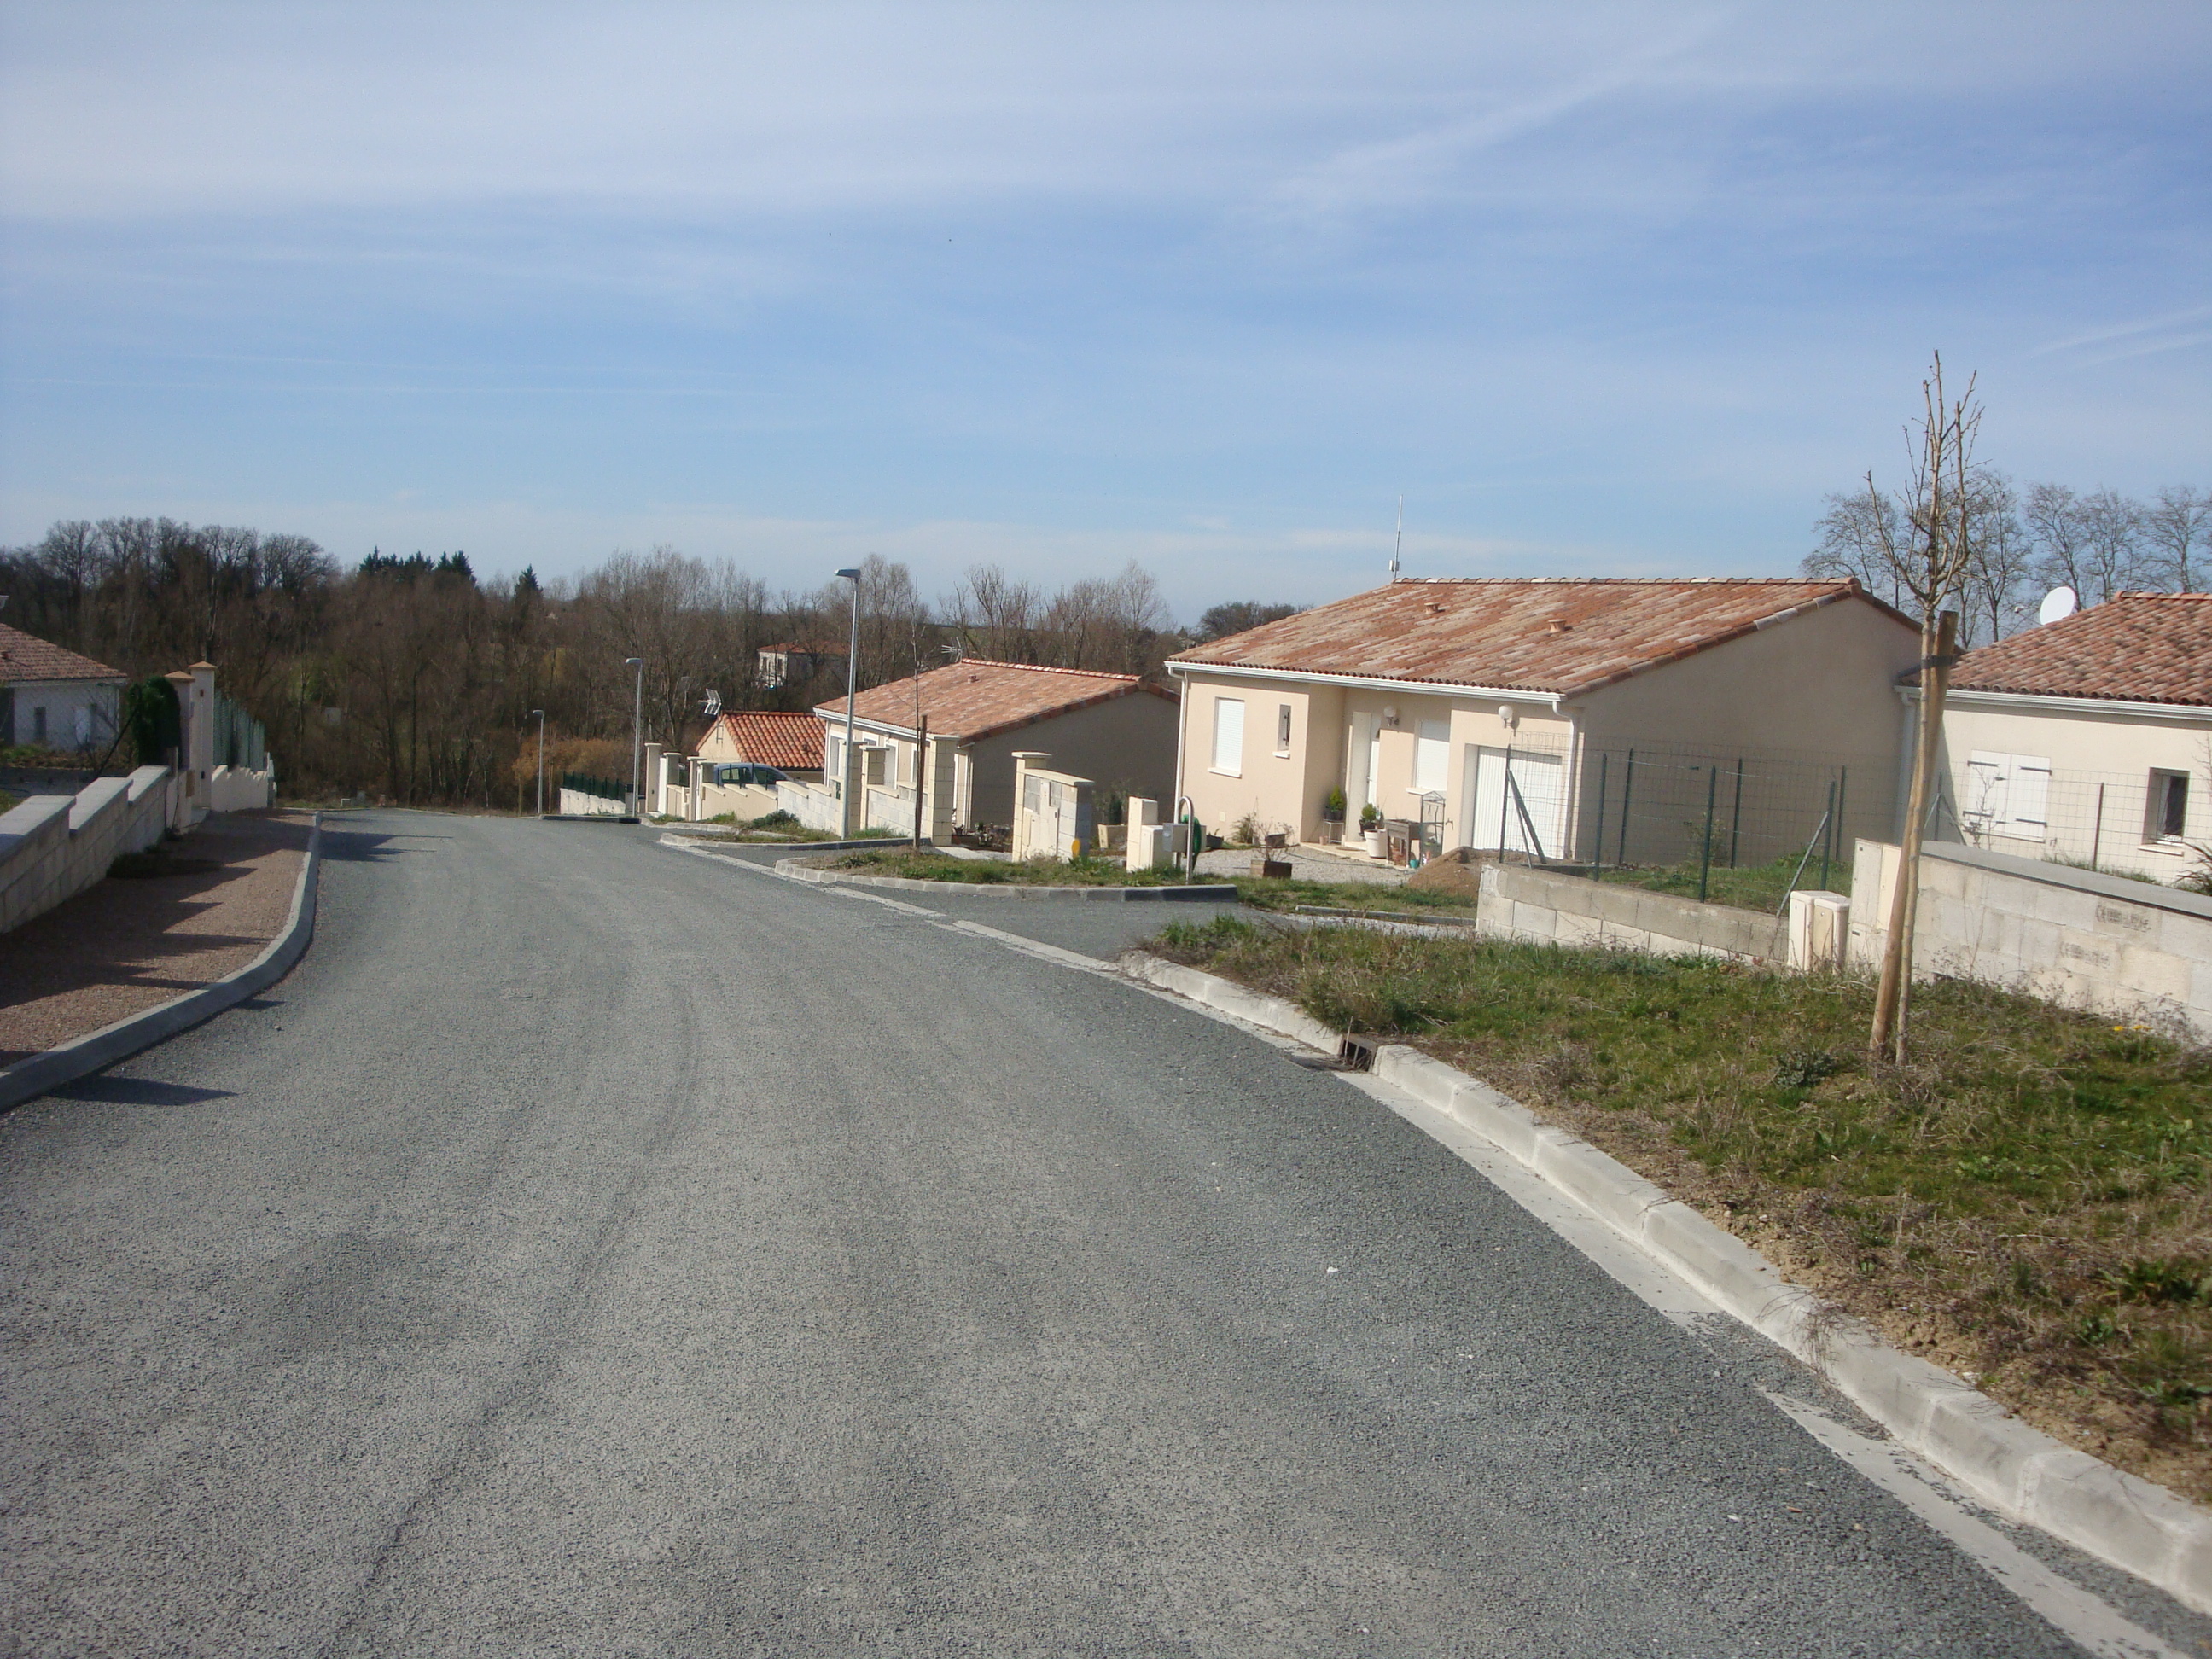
[1925,592,2212,882]
[788,658,1179,840]
[0,623,126,757]
[1167,577,1921,865]
[653,710,826,822]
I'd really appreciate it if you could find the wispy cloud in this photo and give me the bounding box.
[2026,306,2212,364]
[1,4,2207,611]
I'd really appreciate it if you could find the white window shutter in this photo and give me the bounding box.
[1414,719,1449,795]
[2006,754,2051,831]
[1212,698,1244,773]
[1965,752,2008,830]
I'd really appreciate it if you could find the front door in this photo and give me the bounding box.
[1349,713,1382,818]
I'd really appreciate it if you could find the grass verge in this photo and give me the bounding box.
[1229,874,1480,920]
[1581,851,1849,913]
[822,849,1202,886]
[1150,913,2212,1502]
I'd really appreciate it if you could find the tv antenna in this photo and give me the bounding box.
[1389,496,1404,576]
[700,688,722,718]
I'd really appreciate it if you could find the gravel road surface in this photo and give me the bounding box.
[0,812,2187,1656]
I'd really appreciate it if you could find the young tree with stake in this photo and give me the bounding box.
[1867,355,1981,1064]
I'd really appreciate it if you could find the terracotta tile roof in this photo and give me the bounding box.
[1947,592,2212,708]
[707,710,824,771]
[818,658,1170,743]
[0,624,125,684]
[1170,577,1901,698]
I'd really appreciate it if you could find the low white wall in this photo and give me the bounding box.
[0,765,174,934]
[865,783,918,837]
[776,778,848,835]
[207,765,273,812]
[1475,862,1790,963]
[1850,838,2212,1042]
[557,788,627,817]
[687,781,780,823]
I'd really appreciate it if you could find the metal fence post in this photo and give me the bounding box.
[1589,753,1609,880]
[1697,765,1718,903]
[1818,778,1836,892]
[1727,758,1744,867]
[1615,748,1635,870]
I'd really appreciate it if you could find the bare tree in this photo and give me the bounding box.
[1805,490,1910,609]
[2023,482,2092,606]
[2143,486,2210,593]
[2074,486,2145,603]
[943,562,1039,661]
[1040,560,1170,676]
[1863,355,1982,1064]
[1960,471,2033,645]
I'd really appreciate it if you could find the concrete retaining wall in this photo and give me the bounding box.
[0,765,174,934]
[1475,862,1788,963]
[208,765,272,812]
[557,787,626,817]
[1851,838,2212,1042]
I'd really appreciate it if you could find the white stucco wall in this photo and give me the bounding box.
[3,679,122,752]
[1929,695,2210,881]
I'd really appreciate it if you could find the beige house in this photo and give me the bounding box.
[695,710,824,781]
[1925,592,2210,881]
[0,623,125,754]
[787,658,1179,839]
[1168,577,1919,863]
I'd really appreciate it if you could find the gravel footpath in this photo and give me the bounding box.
[0,811,312,1063]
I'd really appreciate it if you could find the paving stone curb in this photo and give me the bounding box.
[1121,948,2212,1615]
[774,858,1237,903]
[0,815,323,1112]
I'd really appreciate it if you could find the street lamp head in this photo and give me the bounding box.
[530,708,544,718]
[625,657,643,667]
[835,568,861,581]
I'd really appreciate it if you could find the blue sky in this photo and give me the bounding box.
[2,3,2206,620]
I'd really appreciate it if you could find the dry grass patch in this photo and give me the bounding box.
[1150,915,2212,1502]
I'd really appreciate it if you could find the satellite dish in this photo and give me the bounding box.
[2037,586,2078,626]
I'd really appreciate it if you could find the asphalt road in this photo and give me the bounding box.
[0,812,2184,1656]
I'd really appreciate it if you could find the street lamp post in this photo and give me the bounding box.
[625,657,644,818]
[836,568,861,836]
[531,709,545,816]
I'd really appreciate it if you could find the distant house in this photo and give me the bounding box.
[756,642,847,691]
[789,658,1179,837]
[0,624,126,754]
[696,710,824,781]
[1168,577,1919,862]
[1930,592,2210,880]
[656,708,826,822]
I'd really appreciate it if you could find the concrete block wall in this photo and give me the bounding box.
[1849,838,2212,1043]
[775,779,849,835]
[1476,863,1788,964]
[207,765,273,812]
[557,787,627,818]
[0,765,173,934]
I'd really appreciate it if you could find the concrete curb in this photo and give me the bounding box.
[1120,948,2212,1615]
[0,814,323,1111]
[775,858,1239,903]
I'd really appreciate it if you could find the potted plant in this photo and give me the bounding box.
[1359,802,1384,858]
[1320,786,1347,841]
